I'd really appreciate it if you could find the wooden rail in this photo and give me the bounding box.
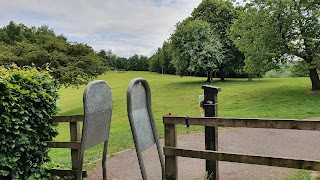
[46,115,87,178]
[163,115,320,179]
[163,116,320,130]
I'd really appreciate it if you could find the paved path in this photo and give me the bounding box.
[86,128,320,180]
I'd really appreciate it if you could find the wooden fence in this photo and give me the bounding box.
[46,115,87,177]
[163,115,320,180]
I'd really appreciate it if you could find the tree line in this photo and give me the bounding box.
[0,21,156,86]
[0,21,106,87]
[1,0,319,90]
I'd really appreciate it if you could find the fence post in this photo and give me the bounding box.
[165,122,177,180]
[202,85,221,180]
[70,122,80,172]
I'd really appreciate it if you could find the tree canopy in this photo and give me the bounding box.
[191,0,245,81]
[149,41,175,74]
[171,19,223,82]
[0,21,106,87]
[126,54,149,71]
[229,0,320,90]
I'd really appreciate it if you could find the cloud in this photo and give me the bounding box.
[0,0,202,57]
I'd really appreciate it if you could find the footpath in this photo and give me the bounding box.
[86,127,320,180]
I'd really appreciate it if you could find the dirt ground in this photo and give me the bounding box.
[86,127,320,180]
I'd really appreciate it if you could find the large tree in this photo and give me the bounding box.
[0,21,106,87]
[171,19,223,82]
[229,0,320,90]
[191,0,245,81]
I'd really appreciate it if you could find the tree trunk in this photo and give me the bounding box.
[206,70,212,82]
[248,74,252,81]
[309,68,320,90]
[220,72,225,81]
[219,64,225,81]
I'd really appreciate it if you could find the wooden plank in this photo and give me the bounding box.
[164,124,177,180]
[50,169,87,177]
[163,147,320,171]
[70,122,81,171]
[163,116,320,131]
[46,141,81,149]
[52,115,84,122]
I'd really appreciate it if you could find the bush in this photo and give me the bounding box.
[290,61,309,77]
[0,65,59,179]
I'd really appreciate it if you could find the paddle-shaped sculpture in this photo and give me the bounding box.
[127,78,164,180]
[78,80,112,180]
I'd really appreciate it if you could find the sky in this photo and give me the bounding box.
[0,0,204,58]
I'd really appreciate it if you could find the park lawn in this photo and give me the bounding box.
[49,71,320,169]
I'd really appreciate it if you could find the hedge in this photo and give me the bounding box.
[0,65,59,179]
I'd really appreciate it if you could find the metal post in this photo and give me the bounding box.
[202,85,221,180]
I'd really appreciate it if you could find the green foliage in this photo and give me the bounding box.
[264,62,292,78]
[229,0,320,89]
[171,19,223,82]
[0,21,106,87]
[0,65,59,179]
[290,60,310,77]
[149,41,175,74]
[264,61,310,78]
[192,0,245,80]
[126,54,149,71]
[97,49,129,71]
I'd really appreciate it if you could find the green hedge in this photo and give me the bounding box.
[0,65,59,179]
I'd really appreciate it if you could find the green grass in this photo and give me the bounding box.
[49,71,320,169]
[281,170,313,180]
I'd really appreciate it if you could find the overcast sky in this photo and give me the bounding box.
[0,0,206,57]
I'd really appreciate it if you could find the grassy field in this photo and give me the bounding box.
[49,71,320,172]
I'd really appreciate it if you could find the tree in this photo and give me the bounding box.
[191,0,245,81]
[229,0,320,90]
[114,57,127,70]
[97,49,119,69]
[171,19,223,82]
[0,21,24,44]
[149,41,175,74]
[161,41,176,74]
[0,21,106,87]
[127,54,149,71]
[149,48,163,73]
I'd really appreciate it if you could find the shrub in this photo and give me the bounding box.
[0,65,59,179]
[290,61,309,77]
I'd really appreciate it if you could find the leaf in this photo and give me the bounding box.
[34,98,41,102]
[0,170,10,176]
[21,90,30,95]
